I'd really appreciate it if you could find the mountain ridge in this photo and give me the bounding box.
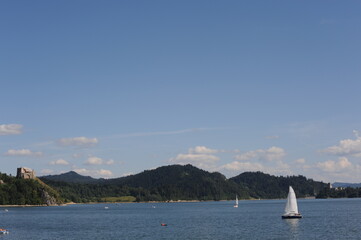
[39,164,328,202]
[40,171,103,184]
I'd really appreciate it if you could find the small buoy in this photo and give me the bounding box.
[161,223,167,226]
[104,207,109,209]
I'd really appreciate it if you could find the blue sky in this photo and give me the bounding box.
[1,1,361,182]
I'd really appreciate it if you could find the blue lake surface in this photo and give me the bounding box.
[1,198,361,239]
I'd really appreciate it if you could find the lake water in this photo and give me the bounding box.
[1,198,361,239]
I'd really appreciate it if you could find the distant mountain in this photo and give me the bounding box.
[107,164,249,200]
[40,165,328,203]
[40,165,249,202]
[229,171,327,199]
[332,182,361,188]
[40,171,102,184]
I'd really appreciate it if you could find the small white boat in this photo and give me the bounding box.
[233,195,238,208]
[282,186,302,219]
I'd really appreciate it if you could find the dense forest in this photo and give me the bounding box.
[316,186,361,198]
[0,165,334,205]
[0,172,62,205]
[41,165,250,202]
[40,165,328,203]
[230,171,328,199]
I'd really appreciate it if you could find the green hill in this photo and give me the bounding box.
[40,165,328,203]
[41,171,102,184]
[41,165,249,202]
[108,164,249,200]
[229,171,327,199]
[0,172,62,205]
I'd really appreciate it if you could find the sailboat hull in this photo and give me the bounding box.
[282,214,302,219]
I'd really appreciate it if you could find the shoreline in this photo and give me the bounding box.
[0,197,322,207]
[0,204,54,208]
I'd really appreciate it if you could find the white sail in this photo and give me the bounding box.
[234,195,238,208]
[284,186,299,215]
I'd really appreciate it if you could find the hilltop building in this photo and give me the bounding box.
[17,167,36,179]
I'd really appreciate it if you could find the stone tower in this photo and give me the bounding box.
[17,167,36,179]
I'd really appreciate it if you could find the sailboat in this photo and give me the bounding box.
[282,186,302,219]
[234,195,238,208]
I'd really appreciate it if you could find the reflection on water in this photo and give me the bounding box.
[285,218,299,229]
[284,218,300,238]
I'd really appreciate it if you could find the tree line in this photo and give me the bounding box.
[40,165,329,203]
[316,186,361,198]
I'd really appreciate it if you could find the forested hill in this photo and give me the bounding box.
[39,164,328,203]
[109,164,250,200]
[41,165,250,202]
[41,171,103,184]
[230,171,328,199]
[0,172,62,205]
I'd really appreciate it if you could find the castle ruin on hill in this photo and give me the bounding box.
[17,167,36,179]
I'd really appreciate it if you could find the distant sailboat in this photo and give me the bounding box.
[234,195,238,208]
[282,186,302,219]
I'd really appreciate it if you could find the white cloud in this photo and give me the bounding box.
[98,169,113,177]
[40,169,54,175]
[317,157,353,173]
[169,146,220,170]
[273,161,291,175]
[73,168,113,178]
[189,146,218,154]
[85,156,103,165]
[50,159,69,165]
[235,151,259,161]
[122,172,134,177]
[0,124,23,135]
[295,158,306,164]
[106,159,115,165]
[235,146,286,161]
[313,157,361,182]
[169,145,291,177]
[73,168,89,175]
[322,131,361,157]
[219,159,291,177]
[220,161,264,172]
[5,149,43,157]
[58,137,98,147]
[172,153,219,163]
